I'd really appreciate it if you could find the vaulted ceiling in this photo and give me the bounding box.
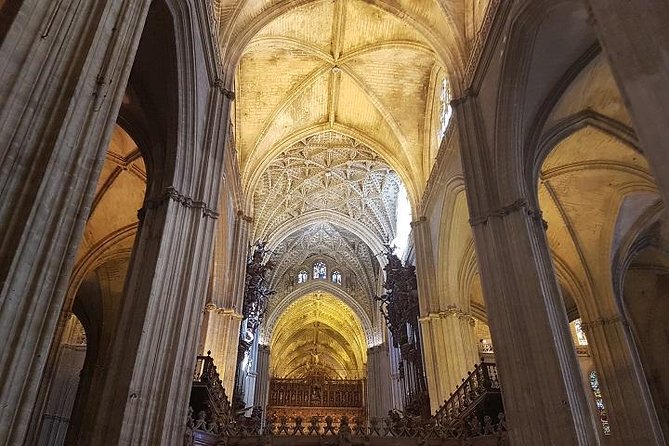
[232,0,460,204]
[209,0,494,362]
[269,292,367,379]
[268,221,379,314]
[253,132,401,247]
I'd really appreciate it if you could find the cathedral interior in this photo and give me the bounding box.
[1,0,668,445]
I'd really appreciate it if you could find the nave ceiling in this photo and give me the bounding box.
[210,1,493,376]
[268,220,379,316]
[229,0,475,204]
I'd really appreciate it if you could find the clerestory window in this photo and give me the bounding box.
[313,261,327,280]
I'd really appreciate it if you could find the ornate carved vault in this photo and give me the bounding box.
[268,221,378,310]
[253,131,402,246]
[252,132,401,336]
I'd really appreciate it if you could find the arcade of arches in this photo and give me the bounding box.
[1,0,669,445]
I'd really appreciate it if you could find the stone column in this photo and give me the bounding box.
[411,216,438,315]
[581,315,664,444]
[0,1,151,444]
[35,317,87,446]
[587,0,669,203]
[420,308,479,414]
[456,98,599,445]
[366,344,393,418]
[203,212,252,393]
[77,185,222,445]
[74,53,233,446]
[254,344,271,410]
[202,308,243,394]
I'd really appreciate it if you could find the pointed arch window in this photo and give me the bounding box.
[297,270,308,284]
[438,78,452,143]
[331,271,341,285]
[313,262,327,280]
[589,370,611,436]
[574,319,588,345]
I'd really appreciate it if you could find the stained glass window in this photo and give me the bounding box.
[332,271,341,285]
[589,371,611,436]
[313,261,327,280]
[297,270,308,284]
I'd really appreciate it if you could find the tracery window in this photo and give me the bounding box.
[297,270,308,284]
[574,318,588,345]
[438,78,452,143]
[331,271,341,285]
[313,262,327,280]
[589,370,611,436]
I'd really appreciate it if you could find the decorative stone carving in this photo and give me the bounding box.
[253,132,401,244]
[140,186,219,220]
[439,305,476,326]
[268,222,378,316]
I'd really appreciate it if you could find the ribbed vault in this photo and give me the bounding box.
[269,222,379,308]
[233,0,457,203]
[253,131,401,246]
[270,292,367,380]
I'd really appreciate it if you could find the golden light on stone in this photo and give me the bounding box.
[270,291,367,380]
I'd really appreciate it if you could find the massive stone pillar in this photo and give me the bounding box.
[413,212,479,413]
[254,344,271,410]
[411,216,438,316]
[581,314,664,444]
[366,344,393,418]
[35,316,87,446]
[202,309,243,394]
[420,309,479,414]
[71,2,232,440]
[80,181,222,445]
[0,1,151,444]
[587,0,669,204]
[455,98,599,445]
[203,213,252,393]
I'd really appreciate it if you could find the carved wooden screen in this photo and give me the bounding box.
[268,378,363,408]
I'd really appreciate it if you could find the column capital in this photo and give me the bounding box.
[410,216,428,228]
[212,78,236,100]
[139,186,219,220]
[419,306,476,326]
[450,89,478,107]
[204,303,243,319]
[469,198,546,229]
[580,315,628,332]
[236,210,253,223]
[440,304,476,326]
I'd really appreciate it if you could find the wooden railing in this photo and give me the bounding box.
[190,352,230,421]
[435,362,503,428]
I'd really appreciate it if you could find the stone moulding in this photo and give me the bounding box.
[204,303,243,319]
[140,186,219,219]
[580,316,628,331]
[469,198,545,228]
[419,305,476,327]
